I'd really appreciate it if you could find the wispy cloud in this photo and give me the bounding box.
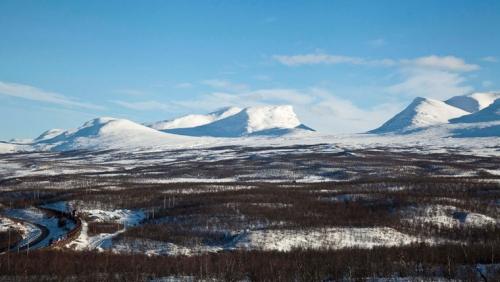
[273,53,479,100]
[114,89,147,96]
[402,56,479,72]
[174,82,194,89]
[273,53,478,72]
[272,53,396,67]
[262,16,277,23]
[112,100,175,111]
[163,87,400,133]
[201,79,249,92]
[386,69,473,99]
[367,38,386,47]
[482,80,494,88]
[0,81,104,110]
[481,56,498,63]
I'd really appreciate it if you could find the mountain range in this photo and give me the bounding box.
[369,92,500,136]
[0,93,498,153]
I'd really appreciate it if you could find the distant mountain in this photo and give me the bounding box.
[34,117,195,151]
[445,92,500,113]
[450,99,500,124]
[166,105,314,137]
[34,128,65,142]
[369,97,469,134]
[148,107,242,131]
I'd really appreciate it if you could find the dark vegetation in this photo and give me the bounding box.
[0,244,499,281]
[0,147,499,280]
[0,229,22,251]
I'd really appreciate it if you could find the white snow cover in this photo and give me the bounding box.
[95,227,431,256]
[370,97,470,133]
[0,142,18,153]
[233,227,428,251]
[166,105,312,137]
[445,92,500,113]
[450,98,500,123]
[148,107,242,130]
[402,204,497,228]
[82,209,145,226]
[34,128,65,142]
[33,117,201,151]
[66,208,144,251]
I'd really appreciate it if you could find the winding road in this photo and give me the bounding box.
[1,206,81,253]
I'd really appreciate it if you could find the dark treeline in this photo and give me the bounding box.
[0,243,499,281]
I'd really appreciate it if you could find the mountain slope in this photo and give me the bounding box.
[34,117,197,151]
[148,107,242,130]
[166,105,314,137]
[449,99,500,124]
[445,92,500,113]
[369,97,469,134]
[34,128,65,142]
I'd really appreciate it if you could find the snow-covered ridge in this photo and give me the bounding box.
[369,97,469,134]
[165,105,314,137]
[148,106,242,130]
[4,105,313,152]
[34,128,65,142]
[32,117,197,151]
[445,92,500,113]
[450,98,500,123]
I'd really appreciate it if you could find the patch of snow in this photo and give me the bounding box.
[82,209,145,226]
[402,205,497,228]
[233,227,428,251]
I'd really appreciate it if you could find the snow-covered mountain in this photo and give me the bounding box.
[166,105,314,137]
[34,128,65,142]
[445,92,500,113]
[450,98,500,124]
[148,107,242,131]
[369,97,469,134]
[33,117,197,151]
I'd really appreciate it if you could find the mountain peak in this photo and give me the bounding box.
[148,107,242,131]
[445,92,500,113]
[165,104,313,137]
[369,97,469,134]
[450,98,500,124]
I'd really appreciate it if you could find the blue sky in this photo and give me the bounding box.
[1,0,499,139]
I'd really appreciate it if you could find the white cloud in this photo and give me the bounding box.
[201,79,249,92]
[402,56,479,72]
[482,80,494,88]
[112,100,175,111]
[114,89,147,96]
[368,38,386,47]
[386,69,473,99]
[300,89,402,133]
[481,56,498,63]
[0,81,104,110]
[274,53,478,72]
[168,87,400,134]
[174,82,193,89]
[272,53,395,67]
[273,53,479,100]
